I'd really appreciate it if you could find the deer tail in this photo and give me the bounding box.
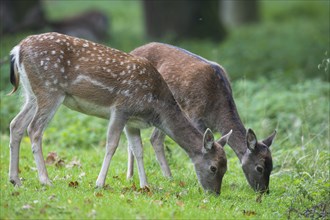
[8,46,20,95]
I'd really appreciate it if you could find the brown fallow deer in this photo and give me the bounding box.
[8,33,232,195]
[129,42,277,193]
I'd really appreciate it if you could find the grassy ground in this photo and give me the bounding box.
[0,1,329,219]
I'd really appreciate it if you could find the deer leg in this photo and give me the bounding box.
[150,128,172,178]
[27,95,65,186]
[126,146,134,180]
[9,98,37,186]
[124,126,148,188]
[96,109,127,188]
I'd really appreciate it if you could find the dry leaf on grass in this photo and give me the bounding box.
[243,210,257,216]
[68,181,79,188]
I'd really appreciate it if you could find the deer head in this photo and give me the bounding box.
[241,129,276,193]
[193,129,232,195]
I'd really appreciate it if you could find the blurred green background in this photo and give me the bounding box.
[0,0,328,134]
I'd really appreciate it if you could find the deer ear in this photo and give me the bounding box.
[246,128,257,151]
[203,128,215,151]
[217,129,232,147]
[262,130,277,147]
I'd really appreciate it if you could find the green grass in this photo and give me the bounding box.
[0,1,329,219]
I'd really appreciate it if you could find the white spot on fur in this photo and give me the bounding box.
[40,60,44,66]
[51,51,56,55]
[60,67,65,73]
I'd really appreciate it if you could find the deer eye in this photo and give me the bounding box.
[256,165,264,173]
[210,166,217,173]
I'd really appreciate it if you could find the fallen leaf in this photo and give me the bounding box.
[68,181,79,188]
[94,192,103,197]
[138,185,151,193]
[179,181,186,187]
[243,210,256,216]
[55,159,65,168]
[131,182,137,191]
[121,187,130,194]
[46,152,57,165]
[176,200,185,207]
[11,191,20,196]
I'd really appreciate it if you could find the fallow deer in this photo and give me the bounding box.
[129,42,276,193]
[8,33,232,195]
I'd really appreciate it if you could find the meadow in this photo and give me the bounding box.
[0,1,329,219]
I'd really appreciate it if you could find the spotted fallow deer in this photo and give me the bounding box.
[129,42,277,193]
[8,33,232,195]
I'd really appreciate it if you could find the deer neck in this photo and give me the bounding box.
[156,103,203,159]
[215,101,247,162]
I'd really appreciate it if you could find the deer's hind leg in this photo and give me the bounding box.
[27,93,65,185]
[9,97,37,186]
[127,146,134,180]
[125,126,148,188]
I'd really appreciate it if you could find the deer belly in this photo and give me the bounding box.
[63,95,111,119]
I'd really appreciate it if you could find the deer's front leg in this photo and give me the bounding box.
[124,126,148,188]
[150,128,172,178]
[96,109,127,188]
